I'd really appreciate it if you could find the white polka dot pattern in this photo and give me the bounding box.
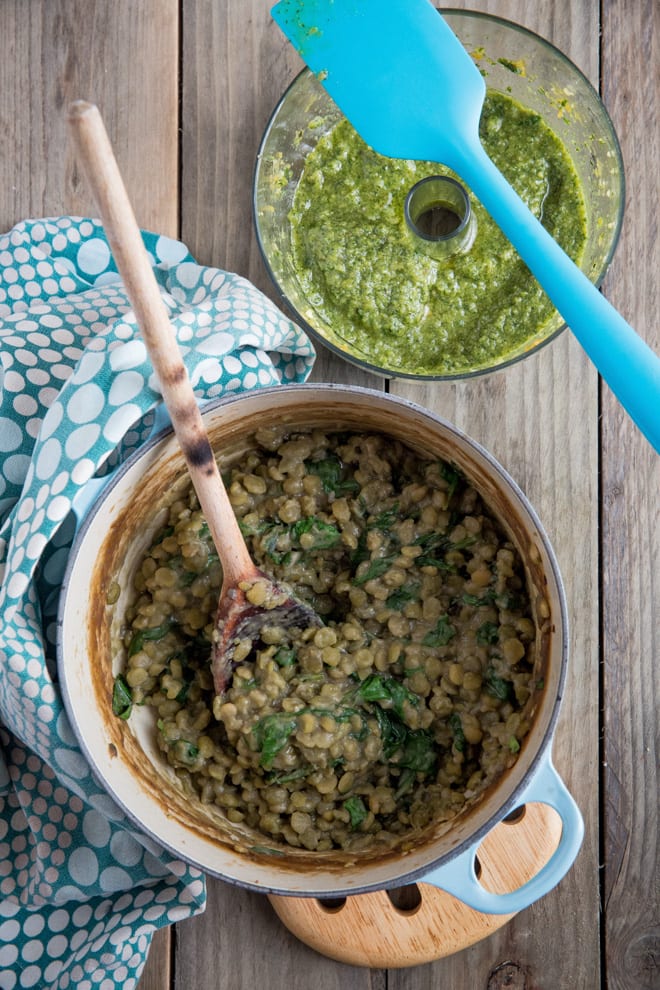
[0,216,315,987]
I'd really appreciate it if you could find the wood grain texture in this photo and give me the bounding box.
[179,0,383,393]
[174,877,386,990]
[139,928,172,990]
[600,2,660,989]
[0,3,177,988]
[268,804,562,968]
[390,2,602,988]
[0,0,179,236]
[2,0,653,988]
[181,0,299,279]
[177,4,388,985]
[179,1,606,988]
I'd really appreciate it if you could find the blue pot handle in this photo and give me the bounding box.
[420,748,584,915]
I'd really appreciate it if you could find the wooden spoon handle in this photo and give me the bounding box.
[67,100,256,586]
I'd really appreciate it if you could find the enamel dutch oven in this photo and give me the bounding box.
[57,384,583,915]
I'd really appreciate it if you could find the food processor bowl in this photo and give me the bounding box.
[253,9,624,380]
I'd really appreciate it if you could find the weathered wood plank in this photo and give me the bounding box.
[179,0,382,393]
[0,4,178,989]
[0,0,179,236]
[174,878,386,990]
[139,927,172,990]
[600,2,660,989]
[178,2,384,985]
[390,1,603,987]
[180,0,298,279]
[171,0,654,987]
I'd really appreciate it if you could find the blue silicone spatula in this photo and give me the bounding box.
[271,0,660,452]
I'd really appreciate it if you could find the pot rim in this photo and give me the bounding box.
[57,383,569,896]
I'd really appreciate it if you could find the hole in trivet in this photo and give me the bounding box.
[316,897,346,913]
[474,855,483,879]
[386,883,422,913]
[502,804,527,825]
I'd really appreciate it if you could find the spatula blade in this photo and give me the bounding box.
[271,0,485,164]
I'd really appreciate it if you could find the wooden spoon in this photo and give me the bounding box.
[68,101,321,695]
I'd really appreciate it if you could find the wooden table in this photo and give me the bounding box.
[2,1,657,987]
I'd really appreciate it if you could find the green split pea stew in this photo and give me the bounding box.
[114,429,543,853]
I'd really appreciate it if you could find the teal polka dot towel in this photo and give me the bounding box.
[0,217,315,989]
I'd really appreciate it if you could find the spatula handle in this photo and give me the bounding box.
[456,142,660,452]
[67,101,256,585]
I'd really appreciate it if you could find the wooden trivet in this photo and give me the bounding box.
[268,802,561,967]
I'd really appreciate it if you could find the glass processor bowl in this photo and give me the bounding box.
[253,9,624,381]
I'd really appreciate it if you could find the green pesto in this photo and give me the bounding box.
[289,91,587,376]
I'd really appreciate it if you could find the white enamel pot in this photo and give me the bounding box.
[57,384,583,913]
